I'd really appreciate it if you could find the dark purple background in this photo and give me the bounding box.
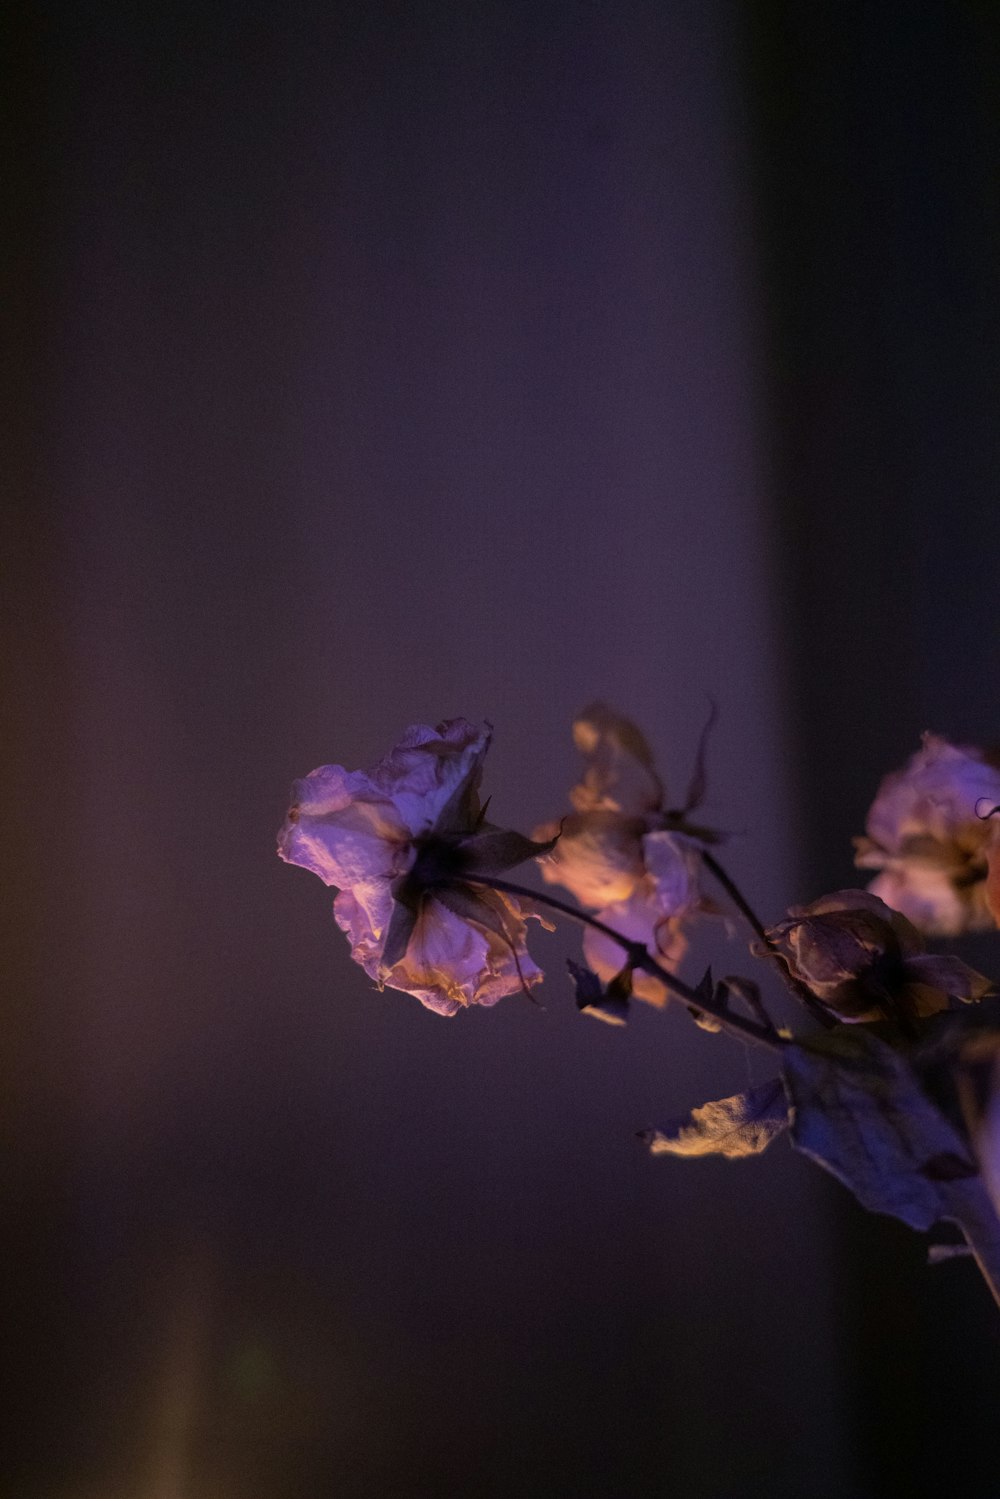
[5,3,999,1495]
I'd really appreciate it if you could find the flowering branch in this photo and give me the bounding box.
[467,873,785,1051]
[278,711,1000,1313]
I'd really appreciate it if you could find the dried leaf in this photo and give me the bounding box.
[433,882,512,940]
[568,958,630,1026]
[431,883,541,1002]
[783,1028,977,1230]
[910,998,1000,1213]
[431,736,490,834]
[640,1079,788,1159]
[457,827,560,876]
[685,966,726,1033]
[911,995,1000,1124]
[378,897,419,974]
[904,952,995,1004]
[681,698,718,813]
[721,974,772,1030]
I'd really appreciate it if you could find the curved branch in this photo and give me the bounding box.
[700,851,836,1029]
[466,874,785,1051]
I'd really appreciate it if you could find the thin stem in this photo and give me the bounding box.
[719,977,774,1034]
[466,874,785,1052]
[701,850,836,1029]
[942,1178,1000,1310]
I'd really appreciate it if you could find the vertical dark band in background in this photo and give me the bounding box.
[744,4,1000,1494]
[1,4,83,1488]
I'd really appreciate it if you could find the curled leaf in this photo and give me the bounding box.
[783,1028,977,1231]
[680,697,718,814]
[721,974,773,1031]
[686,964,722,1031]
[640,1079,788,1158]
[378,895,420,975]
[567,958,630,1026]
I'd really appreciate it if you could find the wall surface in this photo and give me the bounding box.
[11,2,998,1496]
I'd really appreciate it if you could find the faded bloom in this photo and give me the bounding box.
[278,719,551,1016]
[767,889,992,1024]
[535,704,708,1005]
[578,845,697,1005]
[854,734,1000,936]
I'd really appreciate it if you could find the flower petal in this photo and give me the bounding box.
[278,764,410,887]
[569,703,664,815]
[781,888,923,958]
[766,890,931,1021]
[867,866,986,939]
[584,886,688,1007]
[866,734,1000,848]
[535,810,645,907]
[641,830,703,919]
[333,880,396,972]
[384,894,542,1014]
[367,718,492,837]
[858,736,1000,935]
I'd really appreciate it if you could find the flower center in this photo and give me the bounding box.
[408,835,466,890]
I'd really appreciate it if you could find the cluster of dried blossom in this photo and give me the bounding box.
[279,712,1000,1300]
[278,710,1000,1020]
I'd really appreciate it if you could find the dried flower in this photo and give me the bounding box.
[854,734,1000,936]
[578,854,695,1005]
[766,889,992,1025]
[535,704,708,1005]
[278,719,551,1016]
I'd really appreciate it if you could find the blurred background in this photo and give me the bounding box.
[5,2,999,1495]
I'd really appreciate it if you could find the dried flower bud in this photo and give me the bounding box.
[767,890,992,1024]
[535,705,712,1005]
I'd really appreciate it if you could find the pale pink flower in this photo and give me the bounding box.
[580,847,696,1007]
[535,704,708,1005]
[855,734,1000,936]
[766,889,992,1024]
[278,719,551,1016]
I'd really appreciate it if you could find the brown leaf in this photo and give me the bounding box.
[641,1079,788,1158]
[783,1028,977,1231]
